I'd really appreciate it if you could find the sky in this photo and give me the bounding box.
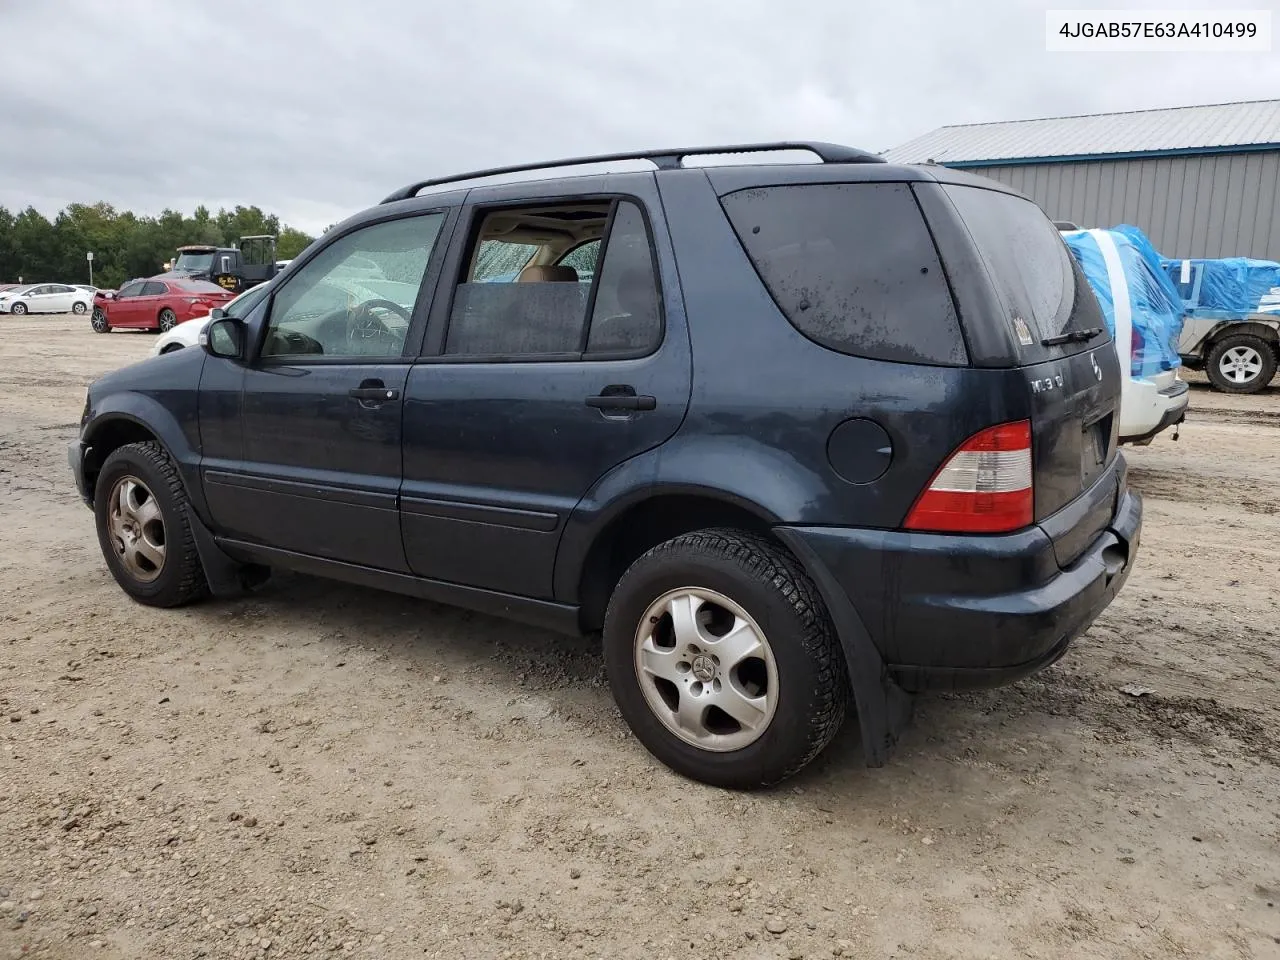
[2,0,1279,235]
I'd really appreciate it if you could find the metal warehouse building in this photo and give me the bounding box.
[884,99,1280,261]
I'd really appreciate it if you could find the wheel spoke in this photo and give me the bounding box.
[133,494,161,527]
[134,536,165,571]
[638,638,684,684]
[675,690,706,734]
[667,593,705,648]
[712,686,770,731]
[709,618,764,670]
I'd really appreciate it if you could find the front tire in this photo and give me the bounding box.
[72,301,88,315]
[158,308,178,332]
[10,301,26,316]
[603,529,847,789]
[1206,334,1277,394]
[94,441,208,608]
[91,308,110,333]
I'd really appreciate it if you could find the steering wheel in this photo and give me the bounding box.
[347,298,410,342]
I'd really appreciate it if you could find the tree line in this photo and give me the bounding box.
[0,203,316,290]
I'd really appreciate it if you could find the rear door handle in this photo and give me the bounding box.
[585,395,657,411]
[586,385,656,412]
[349,383,400,403]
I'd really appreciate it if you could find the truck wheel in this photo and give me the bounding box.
[158,308,178,332]
[1206,334,1277,394]
[602,528,847,789]
[94,441,208,608]
[91,309,110,333]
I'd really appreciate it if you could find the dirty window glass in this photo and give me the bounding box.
[473,240,538,283]
[263,214,443,359]
[720,183,966,366]
[585,203,662,355]
[943,185,1078,341]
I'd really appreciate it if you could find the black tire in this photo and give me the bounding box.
[10,301,26,316]
[603,528,847,789]
[94,441,208,608]
[91,308,110,333]
[72,301,88,315]
[158,308,177,332]
[1205,333,1277,394]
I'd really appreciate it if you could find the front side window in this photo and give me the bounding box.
[262,214,444,359]
[116,282,145,299]
[445,199,661,358]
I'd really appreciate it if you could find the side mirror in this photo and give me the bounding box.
[203,318,244,360]
[210,307,226,320]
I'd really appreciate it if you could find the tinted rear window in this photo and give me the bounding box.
[720,183,966,366]
[943,185,1090,344]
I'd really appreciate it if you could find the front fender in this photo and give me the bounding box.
[551,434,828,601]
[83,357,207,519]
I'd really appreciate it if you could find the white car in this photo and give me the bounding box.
[1060,228,1190,445]
[0,283,94,315]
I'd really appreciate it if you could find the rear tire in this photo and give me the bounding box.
[158,308,178,332]
[10,302,26,316]
[603,528,847,789]
[1206,334,1277,394]
[91,309,110,333]
[72,301,88,315]
[94,441,208,608]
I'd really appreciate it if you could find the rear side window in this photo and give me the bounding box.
[721,183,966,366]
[140,281,167,296]
[942,185,1084,343]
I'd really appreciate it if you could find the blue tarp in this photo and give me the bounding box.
[1158,254,1280,318]
[1061,225,1184,378]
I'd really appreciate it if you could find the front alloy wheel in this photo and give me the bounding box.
[91,309,110,333]
[106,476,166,582]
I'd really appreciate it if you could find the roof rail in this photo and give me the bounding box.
[380,141,885,203]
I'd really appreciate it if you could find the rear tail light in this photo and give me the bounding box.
[903,420,1033,533]
[1130,327,1143,377]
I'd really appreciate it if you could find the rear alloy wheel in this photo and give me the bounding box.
[1206,333,1277,394]
[158,308,178,332]
[603,528,847,789]
[91,308,110,333]
[10,301,27,316]
[72,301,88,315]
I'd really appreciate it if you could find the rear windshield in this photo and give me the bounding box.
[943,185,1095,346]
[720,183,967,366]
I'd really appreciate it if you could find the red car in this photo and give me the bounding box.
[92,278,234,334]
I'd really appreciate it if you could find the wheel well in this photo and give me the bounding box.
[576,495,778,633]
[1209,322,1280,348]
[84,418,162,498]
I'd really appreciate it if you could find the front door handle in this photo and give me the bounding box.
[349,381,400,403]
[585,385,656,412]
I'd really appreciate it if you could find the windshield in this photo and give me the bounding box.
[174,252,215,272]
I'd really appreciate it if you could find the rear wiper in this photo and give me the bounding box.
[1041,327,1103,346]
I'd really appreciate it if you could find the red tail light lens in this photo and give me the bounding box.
[903,421,1033,533]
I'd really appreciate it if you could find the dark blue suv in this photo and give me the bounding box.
[69,142,1141,789]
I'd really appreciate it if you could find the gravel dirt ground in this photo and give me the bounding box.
[1,315,1278,960]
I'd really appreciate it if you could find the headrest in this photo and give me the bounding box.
[517,264,579,283]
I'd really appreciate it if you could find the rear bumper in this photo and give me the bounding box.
[780,487,1142,692]
[1119,374,1189,442]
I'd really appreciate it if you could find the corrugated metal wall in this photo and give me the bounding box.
[971,151,1280,260]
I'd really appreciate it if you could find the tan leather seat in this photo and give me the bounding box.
[517,264,579,283]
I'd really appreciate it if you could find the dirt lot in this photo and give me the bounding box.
[1,314,1277,960]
